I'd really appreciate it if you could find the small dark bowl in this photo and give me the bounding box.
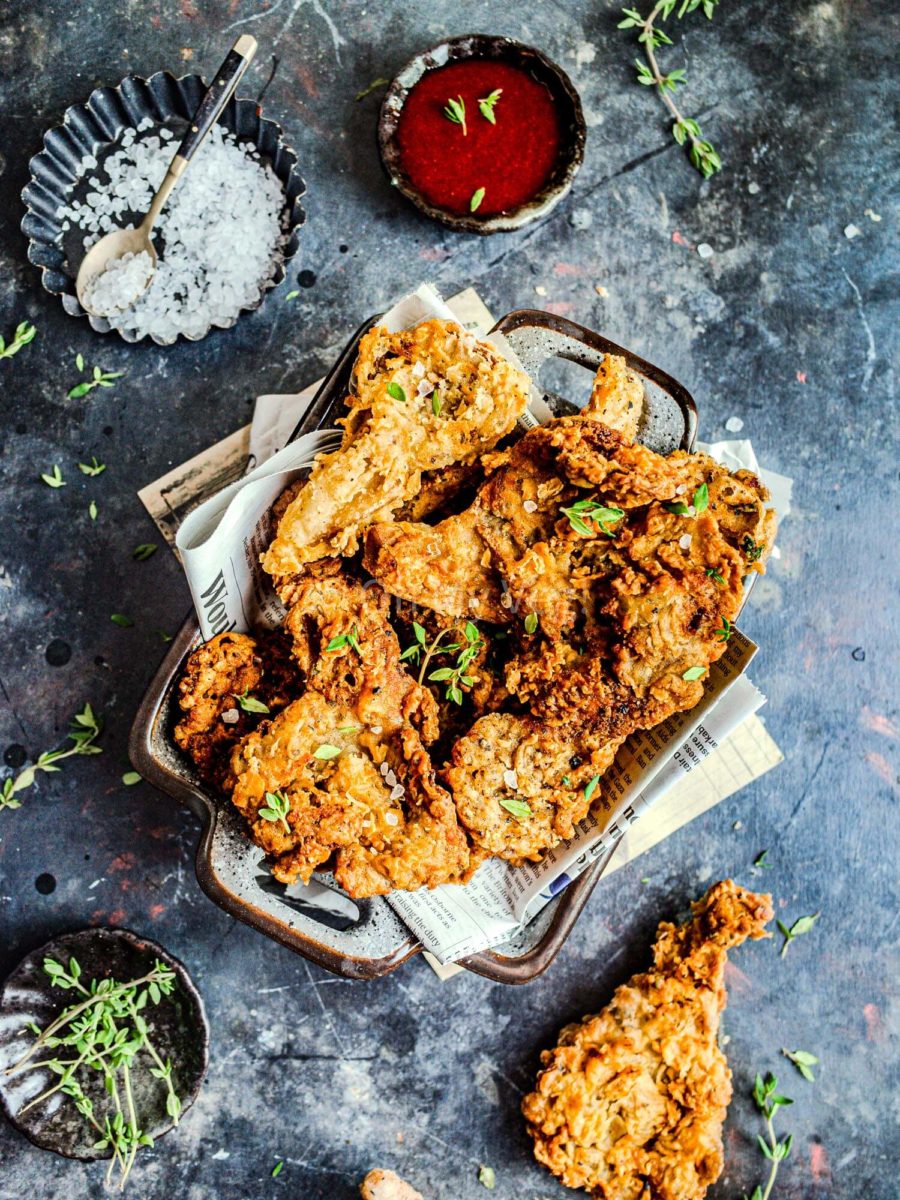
[21,71,307,345]
[0,928,208,1164]
[378,34,586,235]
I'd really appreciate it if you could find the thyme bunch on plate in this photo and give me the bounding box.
[618,0,723,178]
[5,956,182,1190]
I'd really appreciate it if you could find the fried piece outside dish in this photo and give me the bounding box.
[522,880,773,1200]
[174,629,299,790]
[445,712,624,864]
[262,318,530,575]
[360,1169,423,1200]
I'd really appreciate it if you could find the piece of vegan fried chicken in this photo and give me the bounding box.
[522,880,773,1200]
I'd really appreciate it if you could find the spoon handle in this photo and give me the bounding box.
[140,35,258,233]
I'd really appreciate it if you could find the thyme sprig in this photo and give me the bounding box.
[401,621,483,705]
[258,789,290,833]
[5,955,181,1190]
[443,95,467,135]
[2,703,102,813]
[561,497,625,537]
[781,1047,819,1083]
[748,1072,793,1200]
[478,89,502,124]
[68,361,125,400]
[618,1,722,178]
[777,911,820,957]
[0,320,37,360]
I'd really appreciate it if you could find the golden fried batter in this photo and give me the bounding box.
[585,353,645,441]
[262,318,530,574]
[174,630,298,789]
[360,1170,423,1200]
[522,880,773,1200]
[446,713,623,863]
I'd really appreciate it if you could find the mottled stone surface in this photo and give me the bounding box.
[0,2,896,1198]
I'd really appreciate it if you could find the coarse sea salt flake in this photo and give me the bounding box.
[384,811,400,826]
[389,785,404,801]
[523,499,538,513]
[503,769,519,790]
[725,416,744,433]
[679,534,693,550]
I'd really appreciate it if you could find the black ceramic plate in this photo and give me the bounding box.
[21,71,307,345]
[0,928,208,1162]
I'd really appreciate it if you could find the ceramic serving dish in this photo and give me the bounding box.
[21,70,306,345]
[129,311,697,983]
[378,35,586,234]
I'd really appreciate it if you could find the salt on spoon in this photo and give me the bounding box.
[76,34,257,317]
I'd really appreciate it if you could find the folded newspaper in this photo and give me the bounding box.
[155,284,789,964]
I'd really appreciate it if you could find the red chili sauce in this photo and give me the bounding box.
[395,60,562,218]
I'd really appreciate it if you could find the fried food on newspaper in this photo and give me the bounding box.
[360,1169,424,1200]
[446,713,623,864]
[262,318,530,576]
[228,567,471,896]
[174,629,299,790]
[522,880,773,1200]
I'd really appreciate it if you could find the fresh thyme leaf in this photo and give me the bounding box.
[272,1161,284,1178]
[313,744,342,760]
[41,464,65,488]
[0,320,37,361]
[67,364,125,400]
[477,89,502,124]
[78,456,106,476]
[336,725,360,734]
[132,543,157,561]
[387,380,407,403]
[1,703,102,814]
[619,1,723,178]
[110,614,133,627]
[705,566,725,584]
[641,876,651,884]
[325,625,361,654]
[355,75,390,101]
[75,353,85,372]
[693,482,709,512]
[753,849,772,870]
[778,911,821,957]
[584,774,600,803]
[236,690,270,714]
[431,390,441,416]
[663,500,689,515]
[561,498,625,536]
[413,622,428,646]
[8,955,181,1189]
[88,500,98,521]
[122,771,141,786]
[524,612,539,635]
[743,535,764,562]
[470,186,486,212]
[443,94,467,135]
[749,1070,794,1198]
[716,616,732,642]
[562,775,572,786]
[781,1047,819,1082]
[682,665,706,680]
[499,797,531,819]
[258,790,291,832]
[478,1164,496,1189]
[284,289,300,301]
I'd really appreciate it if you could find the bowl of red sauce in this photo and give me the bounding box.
[378,34,586,234]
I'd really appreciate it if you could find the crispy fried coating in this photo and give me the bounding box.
[174,630,298,789]
[360,1170,423,1200]
[262,318,530,574]
[446,713,623,863]
[229,565,471,896]
[585,353,645,441]
[522,880,773,1200]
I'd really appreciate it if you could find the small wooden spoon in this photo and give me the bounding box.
[76,34,257,316]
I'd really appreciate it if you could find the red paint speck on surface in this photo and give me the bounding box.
[810,1142,831,1183]
[180,0,199,16]
[149,903,166,918]
[672,230,695,249]
[796,371,808,383]
[723,961,752,995]
[860,707,899,740]
[863,1002,885,1042]
[865,751,896,788]
[419,246,451,262]
[108,853,136,873]
[396,60,561,217]
[108,908,127,925]
[552,262,582,276]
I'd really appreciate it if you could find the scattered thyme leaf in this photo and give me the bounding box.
[122,771,141,786]
[284,289,300,301]
[716,616,732,642]
[355,75,390,101]
[41,465,65,489]
[781,1047,819,1082]
[500,797,532,819]
[682,665,706,681]
[0,320,37,361]
[68,364,125,400]
[235,690,270,715]
[705,566,725,584]
[133,543,158,561]
[313,744,342,760]
[78,456,106,476]
[443,94,467,135]
[584,774,600,803]
[693,481,709,513]
[272,1161,284,1178]
[470,186,486,212]
[562,775,572,786]
[753,849,772,870]
[325,625,362,654]
[1,703,103,814]
[387,380,407,403]
[663,500,690,515]
[477,89,502,124]
[778,911,820,957]
[258,790,291,833]
[743,534,764,562]
[110,613,133,627]
[478,1164,496,1189]
[524,612,539,635]
[88,500,98,521]
[75,353,85,372]
[431,390,441,416]
[561,498,625,537]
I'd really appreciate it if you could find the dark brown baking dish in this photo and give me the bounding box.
[129,310,697,983]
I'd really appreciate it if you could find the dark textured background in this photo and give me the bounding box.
[0,2,897,1197]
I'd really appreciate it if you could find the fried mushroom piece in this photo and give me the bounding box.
[360,1170,424,1200]
[174,629,298,789]
[522,881,773,1200]
[445,712,623,863]
[262,318,530,574]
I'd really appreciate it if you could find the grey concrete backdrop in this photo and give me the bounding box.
[0,2,897,1198]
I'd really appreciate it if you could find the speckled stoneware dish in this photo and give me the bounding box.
[130,311,697,983]
[21,71,306,345]
[378,35,586,234]
[0,928,207,1161]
